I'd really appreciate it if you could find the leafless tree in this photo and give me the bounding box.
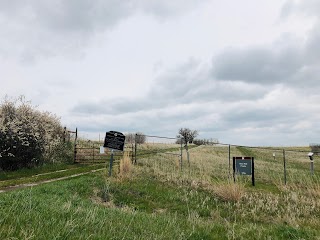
[135,132,146,144]
[125,132,146,144]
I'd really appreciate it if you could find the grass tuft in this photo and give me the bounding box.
[118,151,133,180]
[212,180,245,202]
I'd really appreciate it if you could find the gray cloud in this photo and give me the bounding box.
[70,47,320,145]
[212,44,304,85]
[67,0,320,145]
[281,0,320,19]
[305,23,320,64]
[222,106,300,128]
[0,0,205,60]
[211,23,320,90]
[3,0,319,146]
[71,57,269,116]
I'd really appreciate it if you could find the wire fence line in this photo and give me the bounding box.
[71,130,318,184]
[134,134,318,185]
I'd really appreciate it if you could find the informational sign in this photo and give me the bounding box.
[99,146,105,154]
[233,157,255,186]
[103,131,126,151]
[235,158,252,175]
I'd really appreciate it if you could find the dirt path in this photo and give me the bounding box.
[0,168,105,194]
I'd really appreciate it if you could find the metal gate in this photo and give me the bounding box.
[74,139,134,164]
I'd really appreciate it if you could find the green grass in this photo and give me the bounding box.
[0,163,80,181]
[0,174,229,239]
[1,171,318,239]
[0,163,105,189]
[1,144,320,239]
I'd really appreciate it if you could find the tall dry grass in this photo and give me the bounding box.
[212,180,246,202]
[118,151,133,180]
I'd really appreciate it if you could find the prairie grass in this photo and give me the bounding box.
[118,151,133,180]
[1,144,320,239]
[212,180,246,202]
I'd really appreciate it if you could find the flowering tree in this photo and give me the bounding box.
[0,96,65,170]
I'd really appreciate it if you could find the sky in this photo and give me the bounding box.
[1,0,320,146]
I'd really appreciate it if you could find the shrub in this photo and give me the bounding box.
[45,140,74,164]
[0,96,65,170]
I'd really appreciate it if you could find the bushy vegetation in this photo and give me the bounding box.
[0,96,70,170]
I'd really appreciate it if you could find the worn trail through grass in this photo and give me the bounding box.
[0,165,106,193]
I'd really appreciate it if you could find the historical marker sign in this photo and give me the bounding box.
[233,157,255,186]
[103,131,126,151]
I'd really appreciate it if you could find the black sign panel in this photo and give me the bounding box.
[235,158,252,175]
[233,157,255,186]
[103,131,126,151]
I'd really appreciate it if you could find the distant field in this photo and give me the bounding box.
[1,144,319,239]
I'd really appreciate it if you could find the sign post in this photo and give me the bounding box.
[308,152,314,175]
[103,131,126,176]
[233,157,255,186]
[109,150,114,177]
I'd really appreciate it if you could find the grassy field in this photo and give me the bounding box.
[1,144,320,239]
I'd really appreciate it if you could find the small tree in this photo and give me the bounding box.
[178,128,198,145]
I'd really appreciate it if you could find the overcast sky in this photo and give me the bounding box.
[1,0,320,146]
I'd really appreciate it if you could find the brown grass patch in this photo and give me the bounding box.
[212,181,245,202]
[118,151,133,180]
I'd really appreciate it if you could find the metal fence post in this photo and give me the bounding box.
[186,150,190,169]
[134,134,137,164]
[228,144,231,177]
[109,150,114,177]
[252,157,255,186]
[92,142,95,164]
[283,149,287,185]
[310,159,314,175]
[74,128,78,164]
[131,143,134,164]
[180,138,183,171]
